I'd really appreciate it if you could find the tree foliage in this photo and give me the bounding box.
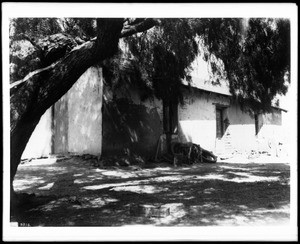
[103,19,199,104]
[101,18,290,113]
[8,17,291,199]
[10,18,290,113]
[9,18,160,196]
[192,18,290,113]
[9,18,98,83]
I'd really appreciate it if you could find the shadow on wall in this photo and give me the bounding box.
[102,98,163,158]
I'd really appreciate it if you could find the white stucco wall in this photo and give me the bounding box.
[21,108,52,159]
[21,66,103,159]
[181,50,286,156]
[256,110,285,155]
[67,67,103,156]
[226,102,257,153]
[178,89,230,152]
[178,89,284,155]
[281,110,291,145]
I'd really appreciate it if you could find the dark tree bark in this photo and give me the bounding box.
[10,18,159,202]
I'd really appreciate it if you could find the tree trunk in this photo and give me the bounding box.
[9,18,159,205]
[10,19,124,197]
[10,116,41,201]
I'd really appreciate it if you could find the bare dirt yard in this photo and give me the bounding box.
[11,155,290,227]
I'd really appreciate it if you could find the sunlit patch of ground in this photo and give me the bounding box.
[197,173,280,183]
[11,156,290,227]
[13,176,46,191]
[112,185,168,194]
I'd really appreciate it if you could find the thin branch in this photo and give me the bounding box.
[120,18,161,38]
[10,39,95,90]
[10,62,58,90]
[126,18,146,26]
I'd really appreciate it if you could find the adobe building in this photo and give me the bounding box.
[21,54,289,160]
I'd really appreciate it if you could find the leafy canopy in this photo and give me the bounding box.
[9,18,97,82]
[10,18,290,113]
[103,18,199,104]
[104,18,290,113]
[192,18,290,113]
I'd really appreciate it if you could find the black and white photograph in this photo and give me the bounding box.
[2,2,298,242]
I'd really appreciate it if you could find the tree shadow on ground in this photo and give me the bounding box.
[11,157,290,226]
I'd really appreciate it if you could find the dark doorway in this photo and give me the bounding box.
[216,107,224,139]
[163,100,178,135]
[163,99,178,153]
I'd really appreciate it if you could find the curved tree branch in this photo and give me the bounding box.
[10,19,124,189]
[9,18,160,194]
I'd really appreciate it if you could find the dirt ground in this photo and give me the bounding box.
[11,155,290,227]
